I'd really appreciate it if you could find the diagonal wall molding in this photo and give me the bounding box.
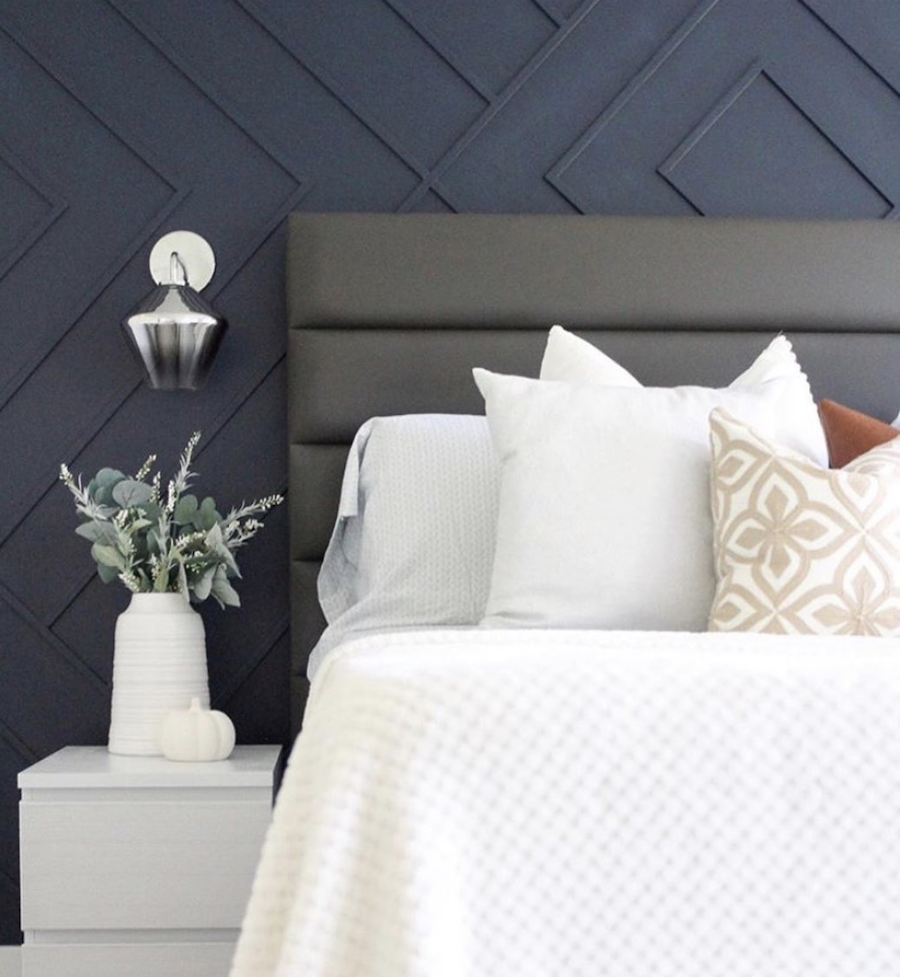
[547,0,723,208]
[0,138,68,280]
[402,0,604,211]
[235,0,432,181]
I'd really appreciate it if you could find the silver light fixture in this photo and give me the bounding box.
[122,231,228,390]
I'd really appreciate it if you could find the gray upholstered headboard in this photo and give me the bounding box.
[287,213,900,731]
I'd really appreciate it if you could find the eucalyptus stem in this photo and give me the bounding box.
[59,433,283,609]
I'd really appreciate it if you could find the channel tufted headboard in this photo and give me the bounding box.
[286,213,900,732]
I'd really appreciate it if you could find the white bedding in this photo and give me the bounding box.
[231,628,900,977]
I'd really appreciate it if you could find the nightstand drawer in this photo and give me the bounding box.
[20,796,271,930]
[23,941,236,977]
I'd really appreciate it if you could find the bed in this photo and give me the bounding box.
[231,214,900,977]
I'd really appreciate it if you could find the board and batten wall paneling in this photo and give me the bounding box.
[2,0,900,944]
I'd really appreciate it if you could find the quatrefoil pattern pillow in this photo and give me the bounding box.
[708,408,900,635]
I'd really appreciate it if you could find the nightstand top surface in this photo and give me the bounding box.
[19,744,283,789]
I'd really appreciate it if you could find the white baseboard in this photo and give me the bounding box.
[0,947,20,977]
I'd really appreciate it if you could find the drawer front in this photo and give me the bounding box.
[20,799,270,930]
[23,941,236,977]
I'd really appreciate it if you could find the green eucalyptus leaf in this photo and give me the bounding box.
[193,512,217,532]
[91,543,124,569]
[91,505,119,520]
[211,565,240,608]
[94,488,117,508]
[192,567,216,602]
[112,479,153,508]
[139,501,162,522]
[95,468,125,485]
[211,578,240,608]
[220,546,240,577]
[75,522,113,544]
[96,563,119,584]
[191,497,220,531]
[205,522,224,548]
[94,469,127,506]
[174,494,199,525]
[177,562,190,602]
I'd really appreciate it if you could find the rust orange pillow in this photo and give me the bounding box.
[818,399,898,468]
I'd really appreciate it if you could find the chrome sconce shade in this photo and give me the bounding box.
[122,231,227,390]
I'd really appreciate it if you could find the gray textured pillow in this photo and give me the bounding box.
[311,414,500,675]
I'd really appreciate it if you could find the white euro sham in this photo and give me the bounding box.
[474,370,828,631]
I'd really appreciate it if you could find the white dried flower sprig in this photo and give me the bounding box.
[134,454,157,483]
[59,432,283,609]
[221,495,285,549]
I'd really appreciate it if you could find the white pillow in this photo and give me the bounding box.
[541,324,803,385]
[540,325,642,386]
[473,369,829,632]
[540,326,827,468]
[311,414,500,674]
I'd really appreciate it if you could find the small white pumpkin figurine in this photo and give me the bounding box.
[159,697,236,762]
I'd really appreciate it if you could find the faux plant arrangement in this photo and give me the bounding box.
[59,432,283,608]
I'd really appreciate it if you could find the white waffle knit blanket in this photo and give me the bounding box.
[230,628,900,977]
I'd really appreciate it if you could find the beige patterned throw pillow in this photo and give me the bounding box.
[708,408,900,635]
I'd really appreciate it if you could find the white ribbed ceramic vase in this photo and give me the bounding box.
[108,593,210,756]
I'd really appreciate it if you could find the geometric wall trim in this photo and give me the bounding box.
[659,62,896,218]
[0,139,67,281]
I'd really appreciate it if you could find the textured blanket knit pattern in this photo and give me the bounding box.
[231,629,900,977]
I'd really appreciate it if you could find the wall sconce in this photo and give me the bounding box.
[122,231,228,390]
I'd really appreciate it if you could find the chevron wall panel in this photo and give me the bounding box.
[2,0,900,945]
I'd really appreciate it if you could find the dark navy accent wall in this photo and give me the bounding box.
[2,0,899,943]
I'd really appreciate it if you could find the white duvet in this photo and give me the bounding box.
[230,628,900,977]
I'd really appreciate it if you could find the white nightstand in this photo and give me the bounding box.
[18,744,282,977]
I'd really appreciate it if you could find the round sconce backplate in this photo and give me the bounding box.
[149,231,216,291]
